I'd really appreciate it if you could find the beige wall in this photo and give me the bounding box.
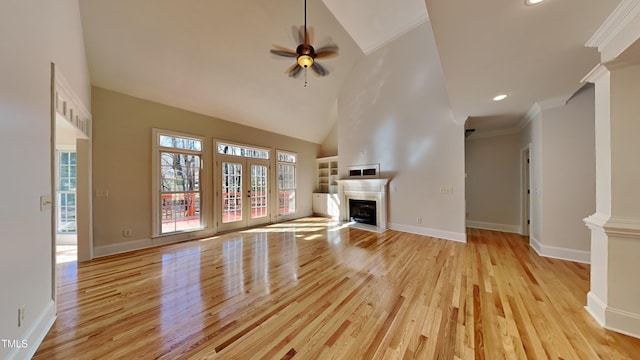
[337,22,466,241]
[92,87,319,250]
[541,86,595,253]
[0,0,90,358]
[465,133,521,232]
[520,86,596,262]
[319,121,338,157]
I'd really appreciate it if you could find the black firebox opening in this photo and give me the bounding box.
[349,199,377,226]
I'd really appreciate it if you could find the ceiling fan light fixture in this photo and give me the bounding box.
[297,54,314,68]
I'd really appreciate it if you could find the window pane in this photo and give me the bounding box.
[57,151,77,234]
[278,163,296,215]
[217,142,269,159]
[277,152,296,163]
[161,193,201,233]
[160,152,200,192]
[159,135,202,151]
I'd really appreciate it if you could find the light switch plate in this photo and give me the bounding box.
[40,195,52,211]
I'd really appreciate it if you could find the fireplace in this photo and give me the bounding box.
[349,199,377,226]
[337,178,389,231]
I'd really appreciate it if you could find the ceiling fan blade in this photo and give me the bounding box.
[270,49,297,58]
[315,49,339,59]
[273,44,297,53]
[292,25,304,45]
[310,62,328,77]
[316,44,339,53]
[306,26,315,45]
[287,63,303,78]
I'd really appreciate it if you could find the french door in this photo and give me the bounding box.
[217,155,271,231]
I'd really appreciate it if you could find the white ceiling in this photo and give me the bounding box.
[79,0,622,142]
[425,0,621,134]
[322,0,429,55]
[79,0,363,144]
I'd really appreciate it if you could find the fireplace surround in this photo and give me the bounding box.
[337,178,390,231]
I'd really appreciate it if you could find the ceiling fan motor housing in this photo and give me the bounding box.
[296,44,315,67]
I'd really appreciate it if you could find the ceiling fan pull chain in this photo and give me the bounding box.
[304,68,308,87]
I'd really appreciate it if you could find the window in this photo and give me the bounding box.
[57,151,76,233]
[154,130,204,235]
[217,142,269,159]
[277,151,297,215]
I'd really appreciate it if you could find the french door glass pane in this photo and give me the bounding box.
[222,162,243,223]
[251,164,268,219]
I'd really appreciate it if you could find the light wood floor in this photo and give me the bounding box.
[35,218,640,359]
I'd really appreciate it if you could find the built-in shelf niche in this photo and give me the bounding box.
[316,156,338,194]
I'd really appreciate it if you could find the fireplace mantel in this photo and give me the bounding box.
[337,178,390,231]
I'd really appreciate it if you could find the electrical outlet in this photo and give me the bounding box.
[123,229,132,237]
[440,187,453,194]
[18,306,25,327]
[417,217,423,224]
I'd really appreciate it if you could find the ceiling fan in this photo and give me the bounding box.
[270,0,339,85]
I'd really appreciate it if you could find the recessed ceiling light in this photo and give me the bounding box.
[493,94,508,101]
[525,0,544,5]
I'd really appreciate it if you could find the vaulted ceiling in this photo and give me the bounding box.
[79,0,621,143]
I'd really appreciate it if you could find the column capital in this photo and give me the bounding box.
[585,213,640,239]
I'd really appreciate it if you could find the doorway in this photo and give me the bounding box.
[52,63,93,267]
[54,146,77,263]
[521,146,531,236]
[217,155,272,232]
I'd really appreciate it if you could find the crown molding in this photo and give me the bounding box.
[581,64,610,84]
[586,0,640,50]
[586,0,640,63]
[466,126,521,140]
[525,103,541,121]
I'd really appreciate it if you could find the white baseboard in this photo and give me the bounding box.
[389,223,467,243]
[94,238,152,258]
[6,299,56,360]
[586,291,640,339]
[93,227,220,258]
[586,291,606,326]
[529,236,590,264]
[466,220,521,234]
[604,306,640,339]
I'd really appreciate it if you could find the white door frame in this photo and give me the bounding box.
[215,155,272,232]
[521,145,531,236]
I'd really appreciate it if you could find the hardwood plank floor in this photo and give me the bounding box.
[35,218,640,359]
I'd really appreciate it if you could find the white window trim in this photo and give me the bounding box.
[152,128,209,237]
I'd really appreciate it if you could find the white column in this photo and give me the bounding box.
[584,63,640,338]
